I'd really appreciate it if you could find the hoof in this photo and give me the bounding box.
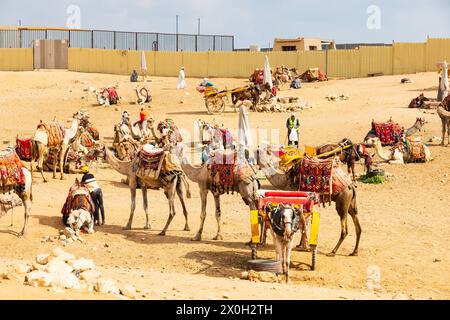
[326,252,336,257]
[191,235,201,241]
[144,225,151,230]
[213,234,223,241]
[158,231,166,236]
[349,252,358,257]
[296,246,312,252]
[123,226,132,231]
[17,232,24,238]
[184,226,191,232]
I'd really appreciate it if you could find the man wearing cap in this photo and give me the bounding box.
[286,113,300,148]
[81,166,105,226]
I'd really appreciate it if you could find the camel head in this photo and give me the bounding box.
[416,117,427,129]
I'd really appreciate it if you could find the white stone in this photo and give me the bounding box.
[94,278,120,295]
[51,247,75,261]
[59,235,67,241]
[80,270,101,283]
[45,259,73,276]
[36,254,51,265]
[25,271,53,288]
[68,258,95,272]
[54,273,80,290]
[14,263,32,274]
[120,284,137,299]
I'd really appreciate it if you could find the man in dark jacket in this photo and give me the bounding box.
[81,166,105,226]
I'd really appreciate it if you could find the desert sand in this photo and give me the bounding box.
[0,70,448,300]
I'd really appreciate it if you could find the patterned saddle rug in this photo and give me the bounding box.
[0,149,26,193]
[35,121,65,147]
[136,145,166,180]
[16,137,32,161]
[210,150,255,194]
[372,120,403,146]
[80,132,95,149]
[157,119,183,144]
[61,184,95,216]
[299,156,351,205]
[392,139,427,162]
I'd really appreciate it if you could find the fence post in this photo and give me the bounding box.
[195,35,198,52]
[213,36,216,51]
[136,32,138,51]
[91,31,94,48]
[19,30,23,48]
[113,31,116,50]
[176,34,179,52]
[68,30,71,48]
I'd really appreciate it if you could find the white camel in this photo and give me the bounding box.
[369,137,433,164]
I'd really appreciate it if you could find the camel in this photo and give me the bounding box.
[174,143,258,241]
[102,145,191,234]
[256,144,361,257]
[437,106,450,146]
[369,137,433,164]
[316,139,374,181]
[134,87,152,105]
[30,113,81,182]
[364,118,426,147]
[116,117,156,143]
[0,149,32,237]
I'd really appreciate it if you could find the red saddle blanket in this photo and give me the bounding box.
[136,149,165,179]
[16,137,32,161]
[373,120,403,146]
[0,149,25,191]
[61,184,95,216]
[210,151,254,194]
[80,132,95,149]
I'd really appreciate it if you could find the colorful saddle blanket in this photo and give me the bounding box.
[136,146,166,180]
[210,150,255,194]
[86,126,100,141]
[80,132,95,149]
[158,119,182,144]
[61,184,95,216]
[393,139,426,162]
[0,149,25,193]
[16,137,32,161]
[372,120,403,146]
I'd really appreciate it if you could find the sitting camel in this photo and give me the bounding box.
[0,149,32,237]
[174,143,258,241]
[102,145,191,234]
[256,144,361,257]
[369,137,432,164]
[364,118,426,147]
[30,113,81,182]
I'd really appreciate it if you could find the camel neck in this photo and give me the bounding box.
[105,148,132,176]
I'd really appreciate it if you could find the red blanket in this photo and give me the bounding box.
[16,138,32,161]
[61,184,95,216]
[373,120,403,146]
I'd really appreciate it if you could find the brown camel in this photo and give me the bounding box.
[30,114,81,182]
[174,144,259,241]
[437,106,450,146]
[256,144,361,257]
[102,145,191,234]
[0,149,33,237]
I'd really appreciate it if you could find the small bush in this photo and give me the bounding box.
[358,175,385,184]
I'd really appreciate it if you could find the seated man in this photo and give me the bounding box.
[130,69,138,82]
[290,77,302,89]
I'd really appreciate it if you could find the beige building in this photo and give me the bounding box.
[273,37,334,51]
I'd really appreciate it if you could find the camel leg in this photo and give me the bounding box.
[141,185,150,230]
[160,178,178,236]
[59,145,67,180]
[125,177,138,230]
[327,197,351,257]
[212,195,223,240]
[18,199,31,237]
[36,146,48,182]
[176,180,190,232]
[51,149,57,179]
[192,189,208,241]
[349,212,362,256]
[441,119,446,146]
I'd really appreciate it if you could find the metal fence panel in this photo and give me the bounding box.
[158,34,177,51]
[214,36,233,51]
[178,34,196,52]
[47,30,69,41]
[69,30,92,48]
[197,35,214,51]
[93,30,114,49]
[137,33,157,51]
[22,30,46,48]
[0,30,20,48]
[115,31,136,50]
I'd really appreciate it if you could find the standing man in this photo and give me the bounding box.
[286,113,300,148]
[177,67,187,90]
[81,166,105,226]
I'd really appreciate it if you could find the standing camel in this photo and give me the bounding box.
[102,146,191,234]
[256,144,361,257]
[30,113,80,182]
[0,149,33,237]
[174,144,258,241]
[437,106,450,145]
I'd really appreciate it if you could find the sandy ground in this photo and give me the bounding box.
[0,70,448,300]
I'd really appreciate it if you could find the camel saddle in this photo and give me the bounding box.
[392,139,426,162]
[0,148,26,193]
[16,137,32,161]
[209,150,255,195]
[80,132,95,149]
[61,184,95,216]
[299,156,351,205]
[135,145,166,180]
[372,120,403,146]
[34,121,65,147]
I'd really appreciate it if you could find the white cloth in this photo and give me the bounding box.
[141,51,147,72]
[440,62,449,92]
[263,55,273,90]
[289,128,299,142]
[177,70,186,89]
[238,105,253,162]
